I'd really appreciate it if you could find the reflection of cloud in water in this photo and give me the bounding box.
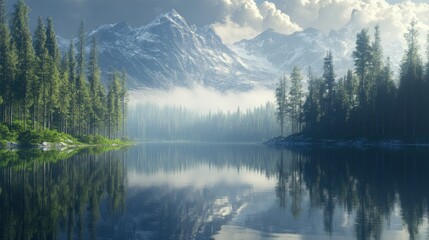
[127,165,276,190]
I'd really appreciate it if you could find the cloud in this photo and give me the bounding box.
[212,0,302,44]
[11,0,429,59]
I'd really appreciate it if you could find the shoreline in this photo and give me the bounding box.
[3,140,134,151]
[265,135,429,148]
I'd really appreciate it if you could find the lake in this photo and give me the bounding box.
[1,143,429,239]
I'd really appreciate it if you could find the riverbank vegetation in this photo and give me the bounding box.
[275,21,429,140]
[0,0,128,147]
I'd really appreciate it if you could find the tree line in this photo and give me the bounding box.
[276,21,429,139]
[0,0,127,139]
[128,102,280,141]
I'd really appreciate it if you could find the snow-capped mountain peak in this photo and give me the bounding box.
[57,10,276,90]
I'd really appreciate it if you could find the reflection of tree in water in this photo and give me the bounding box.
[275,150,304,218]
[0,149,126,240]
[275,148,429,240]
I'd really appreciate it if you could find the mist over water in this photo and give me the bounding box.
[128,86,276,114]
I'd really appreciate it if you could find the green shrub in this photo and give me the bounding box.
[10,121,25,133]
[17,130,42,146]
[0,124,14,141]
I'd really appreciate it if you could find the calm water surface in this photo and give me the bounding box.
[1,143,429,239]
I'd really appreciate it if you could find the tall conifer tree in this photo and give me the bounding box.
[11,0,35,129]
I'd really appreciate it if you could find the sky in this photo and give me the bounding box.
[6,0,429,45]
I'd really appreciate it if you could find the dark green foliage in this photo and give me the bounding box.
[11,0,36,130]
[0,123,14,140]
[17,130,42,146]
[297,22,429,139]
[0,0,127,143]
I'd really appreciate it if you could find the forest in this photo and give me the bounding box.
[276,22,429,139]
[127,102,280,141]
[0,0,127,143]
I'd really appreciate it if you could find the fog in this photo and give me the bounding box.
[127,86,282,141]
[128,86,276,114]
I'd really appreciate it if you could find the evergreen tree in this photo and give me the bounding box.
[0,0,17,125]
[88,37,106,135]
[398,20,423,137]
[11,0,36,130]
[288,66,303,134]
[353,28,372,135]
[119,70,128,138]
[45,17,60,129]
[107,72,119,139]
[275,76,288,136]
[45,17,60,64]
[33,16,49,129]
[75,21,91,135]
[382,58,396,136]
[371,25,386,135]
[58,52,70,133]
[67,42,78,134]
[303,68,322,135]
[322,51,336,135]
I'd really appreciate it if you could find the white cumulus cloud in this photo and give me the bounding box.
[212,0,302,44]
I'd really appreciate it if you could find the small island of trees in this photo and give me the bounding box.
[275,21,429,140]
[0,0,128,146]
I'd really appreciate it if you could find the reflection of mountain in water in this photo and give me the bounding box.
[1,144,429,239]
[117,143,281,240]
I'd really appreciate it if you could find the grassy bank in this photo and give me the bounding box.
[0,122,132,149]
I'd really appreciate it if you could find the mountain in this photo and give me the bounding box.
[59,10,401,91]
[233,27,355,77]
[59,10,276,90]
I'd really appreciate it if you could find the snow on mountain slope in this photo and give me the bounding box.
[57,9,405,92]
[59,10,276,91]
[234,27,355,77]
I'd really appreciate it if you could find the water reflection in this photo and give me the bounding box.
[1,144,429,239]
[0,149,126,240]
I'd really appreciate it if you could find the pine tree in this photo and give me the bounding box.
[11,0,36,130]
[288,66,303,133]
[107,72,118,139]
[119,70,128,138]
[45,17,60,129]
[45,17,60,64]
[353,28,372,135]
[371,25,385,135]
[398,20,423,136]
[58,52,71,133]
[0,0,17,125]
[303,68,322,135]
[275,76,288,136]
[382,58,396,136]
[33,16,49,129]
[88,37,106,135]
[75,21,91,135]
[322,51,336,135]
[68,42,78,134]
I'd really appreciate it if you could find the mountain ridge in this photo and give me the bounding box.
[58,10,401,91]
